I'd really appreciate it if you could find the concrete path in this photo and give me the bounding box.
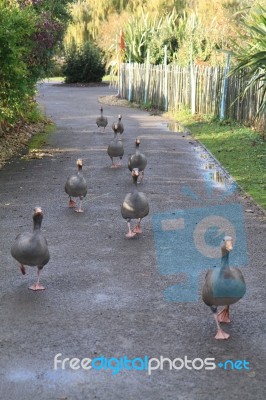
[0,82,265,400]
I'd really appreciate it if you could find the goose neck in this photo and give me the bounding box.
[132,175,138,186]
[33,216,42,231]
[221,252,229,270]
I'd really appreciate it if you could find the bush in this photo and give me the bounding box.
[63,42,106,83]
[47,56,64,77]
[0,2,36,125]
[0,0,74,128]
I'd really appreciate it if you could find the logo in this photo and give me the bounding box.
[53,354,250,375]
[152,177,248,302]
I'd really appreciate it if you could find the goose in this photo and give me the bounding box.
[107,124,124,168]
[65,159,87,212]
[202,236,246,339]
[96,106,108,131]
[128,138,147,183]
[112,114,124,135]
[11,207,50,290]
[121,168,149,238]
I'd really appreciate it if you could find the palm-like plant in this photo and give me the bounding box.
[230,5,266,116]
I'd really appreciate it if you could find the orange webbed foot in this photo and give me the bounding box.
[28,283,45,291]
[215,328,230,340]
[217,308,231,323]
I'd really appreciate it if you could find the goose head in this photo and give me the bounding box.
[221,236,233,255]
[34,207,43,216]
[118,114,122,120]
[76,158,83,170]
[132,168,139,184]
[33,207,43,229]
[33,206,43,219]
[135,138,140,147]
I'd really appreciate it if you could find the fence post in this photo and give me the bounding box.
[164,46,168,111]
[220,52,231,120]
[128,54,132,102]
[190,45,196,115]
[144,49,150,105]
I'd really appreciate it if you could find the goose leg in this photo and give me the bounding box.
[20,264,26,275]
[110,158,118,168]
[139,171,144,183]
[132,218,142,234]
[75,197,84,213]
[28,267,45,291]
[217,305,231,323]
[68,197,76,208]
[126,220,136,239]
[211,306,230,339]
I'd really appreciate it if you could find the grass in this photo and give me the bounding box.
[28,132,49,150]
[167,109,266,209]
[28,123,55,151]
[43,76,65,83]
[44,75,117,84]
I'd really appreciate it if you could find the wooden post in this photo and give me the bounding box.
[128,53,132,102]
[144,49,150,105]
[118,30,126,98]
[164,46,168,111]
[190,44,196,115]
[220,52,231,120]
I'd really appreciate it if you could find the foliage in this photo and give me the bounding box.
[18,0,74,80]
[62,42,106,83]
[174,1,259,66]
[0,1,36,124]
[64,0,186,47]
[230,5,266,116]
[0,0,74,128]
[64,0,260,69]
[121,9,179,64]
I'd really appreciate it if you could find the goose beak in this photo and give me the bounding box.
[132,168,139,177]
[223,236,233,252]
[225,240,233,252]
[34,207,43,215]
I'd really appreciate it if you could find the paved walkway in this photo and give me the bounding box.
[0,82,265,399]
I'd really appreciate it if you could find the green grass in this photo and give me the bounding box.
[28,123,55,150]
[43,76,65,83]
[102,75,117,82]
[43,75,116,83]
[167,109,266,209]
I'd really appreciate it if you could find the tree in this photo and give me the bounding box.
[18,0,75,79]
[0,0,74,127]
[0,1,36,124]
[230,4,266,116]
[62,42,106,83]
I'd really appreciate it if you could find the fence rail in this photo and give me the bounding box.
[119,63,265,131]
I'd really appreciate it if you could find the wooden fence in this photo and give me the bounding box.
[119,63,265,131]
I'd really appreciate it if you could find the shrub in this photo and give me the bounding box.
[63,42,106,83]
[0,2,36,125]
[0,0,74,128]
